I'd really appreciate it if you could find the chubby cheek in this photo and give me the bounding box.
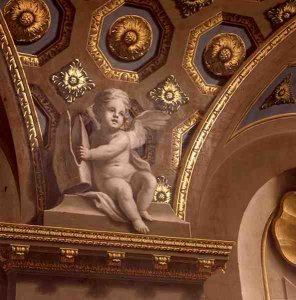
[119,116,124,125]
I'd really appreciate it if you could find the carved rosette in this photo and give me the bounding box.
[260,74,296,110]
[203,33,246,77]
[3,0,51,43]
[149,75,189,114]
[153,176,172,204]
[51,59,95,103]
[175,0,213,18]
[267,0,296,27]
[107,15,153,62]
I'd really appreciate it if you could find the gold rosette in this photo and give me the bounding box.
[267,1,296,26]
[149,75,189,114]
[4,0,51,43]
[153,176,172,204]
[107,15,153,62]
[203,33,246,77]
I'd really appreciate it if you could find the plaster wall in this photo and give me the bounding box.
[12,275,204,300]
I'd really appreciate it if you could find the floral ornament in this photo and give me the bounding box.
[3,0,51,43]
[273,192,296,267]
[203,33,246,77]
[107,15,153,62]
[260,74,296,110]
[153,176,172,205]
[174,0,213,18]
[149,75,189,114]
[266,0,296,27]
[51,59,95,103]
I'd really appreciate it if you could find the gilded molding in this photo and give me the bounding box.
[174,0,213,18]
[203,33,246,77]
[260,73,296,110]
[197,258,216,276]
[51,59,95,103]
[272,192,296,267]
[107,251,125,267]
[10,244,30,260]
[182,12,263,95]
[87,0,173,83]
[171,111,202,172]
[3,0,51,43]
[153,176,172,205]
[107,15,152,61]
[30,84,60,149]
[149,75,189,114]
[0,223,233,282]
[153,255,171,270]
[60,248,78,263]
[267,0,296,28]
[19,0,75,67]
[176,15,296,220]
[1,258,217,282]
[0,12,46,211]
[0,223,234,256]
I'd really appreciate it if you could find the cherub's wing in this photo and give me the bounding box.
[127,110,169,149]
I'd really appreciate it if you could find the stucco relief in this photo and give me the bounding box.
[273,192,296,267]
[48,88,189,235]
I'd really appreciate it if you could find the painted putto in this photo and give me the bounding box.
[53,88,169,234]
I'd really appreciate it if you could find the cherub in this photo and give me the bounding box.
[78,89,169,234]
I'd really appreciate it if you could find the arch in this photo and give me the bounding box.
[0,12,45,222]
[174,17,296,220]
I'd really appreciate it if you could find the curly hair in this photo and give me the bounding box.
[93,88,131,115]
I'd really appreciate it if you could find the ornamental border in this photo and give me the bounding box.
[86,0,174,83]
[182,12,264,95]
[18,0,75,67]
[0,12,46,211]
[0,222,234,256]
[176,16,296,220]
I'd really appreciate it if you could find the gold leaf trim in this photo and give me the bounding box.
[267,0,296,28]
[3,0,51,43]
[0,12,46,211]
[182,12,263,95]
[174,0,213,18]
[149,75,189,114]
[260,73,296,110]
[176,15,296,220]
[107,15,152,61]
[87,0,173,83]
[171,111,202,171]
[203,33,246,77]
[18,0,75,67]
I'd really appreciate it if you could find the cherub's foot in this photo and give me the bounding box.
[139,210,154,221]
[133,219,150,234]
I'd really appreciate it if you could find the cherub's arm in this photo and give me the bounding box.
[79,132,128,161]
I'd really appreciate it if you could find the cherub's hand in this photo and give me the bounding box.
[78,146,91,160]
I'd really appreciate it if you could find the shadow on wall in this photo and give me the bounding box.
[13,274,204,300]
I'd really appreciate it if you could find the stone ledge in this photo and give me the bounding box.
[44,194,191,237]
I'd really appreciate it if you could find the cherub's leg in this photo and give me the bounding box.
[131,172,157,221]
[102,178,149,234]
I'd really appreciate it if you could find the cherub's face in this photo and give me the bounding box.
[100,99,126,130]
